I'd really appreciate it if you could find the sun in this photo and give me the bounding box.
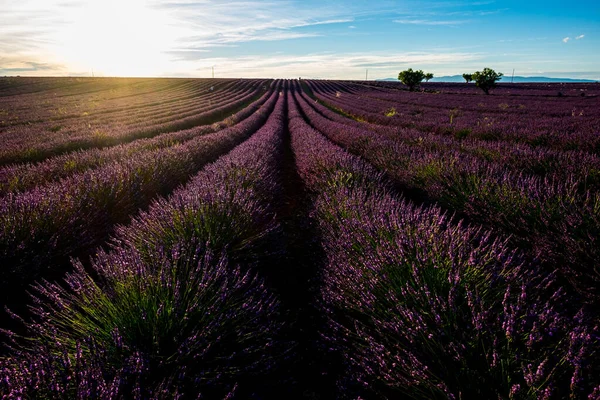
[54,0,178,77]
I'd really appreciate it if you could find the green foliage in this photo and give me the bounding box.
[424,72,434,82]
[462,73,473,83]
[454,128,471,141]
[472,68,503,94]
[398,68,427,91]
[449,108,461,124]
[384,107,397,117]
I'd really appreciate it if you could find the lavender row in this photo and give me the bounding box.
[296,81,600,189]
[0,83,277,196]
[70,80,252,132]
[346,81,596,116]
[0,78,212,128]
[311,79,600,119]
[70,79,223,120]
[0,85,280,302]
[311,86,600,152]
[309,79,600,143]
[0,79,240,134]
[0,78,195,137]
[287,87,599,399]
[0,79,262,163]
[0,79,254,163]
[0,89,288,398]
[294,85,600,301]
[0,80,268,166]
[307,80,600,154]
[356,79,600,97]
[313,82,600,153]
[300,88,600,299]
[0,76,109,97]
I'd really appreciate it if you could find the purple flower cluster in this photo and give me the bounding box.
[288,83,599,398]
[298,81,600,187]
[0,77,598,398]
[0,84,281,299]
[296,80,600,303]
[0,83,275,196]
[303,84,600,182]
[0,79,269,166]
[361,80,600,97]
[0,82,288,397]
[307,80,600,153]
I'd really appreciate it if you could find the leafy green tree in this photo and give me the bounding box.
[424,72,434,82]
[472,68,503,94]
[462,73,473,83]
[398,68,426,91]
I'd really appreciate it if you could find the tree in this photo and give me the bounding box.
[462,73,473,83]
[424,72,434,82]
[472,68,503,94]
[398,68,426,91]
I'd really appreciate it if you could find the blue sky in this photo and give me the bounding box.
[0,0,598,79]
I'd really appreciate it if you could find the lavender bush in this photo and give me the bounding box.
[0,83,276,196]
[0,86,288,397]
[0,87,280,302]
[288,85,600,399]
[294,84,600,303]
[306,80,600,153]
[0,78,598,398]
[0,79,268,166]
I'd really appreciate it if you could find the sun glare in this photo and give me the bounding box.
[54,0,178,76]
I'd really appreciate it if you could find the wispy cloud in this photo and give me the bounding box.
[394,19,469,26]
[564,34,585,43]
[183,51,483,79]
[0,0,597,79]
[0,60,67,75]
[443,7,508,17]
[188,30,322,46]
[291,18,354,28]
[0,0,357,76]
[153,1,353,47]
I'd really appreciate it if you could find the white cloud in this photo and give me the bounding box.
[0,0,359,76]
[576,34,585,40]
[563,37,571,43]
[153,1,354,47]
[179,51,483,79]
[0,1,482,78]
[1,1,595,79]
[291,18,354,28]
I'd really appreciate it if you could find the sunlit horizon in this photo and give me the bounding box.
[52,0,181,77]
[1,0,599,80]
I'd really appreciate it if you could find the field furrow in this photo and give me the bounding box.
[0,82,281,313]
[294,81,600,302]
[0,80,269,165]
[307,80,600,153]
[1,84,289,398]
[0,84,276,195]
[288,83,598,399]
[0,77,598,399]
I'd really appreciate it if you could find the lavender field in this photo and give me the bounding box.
[0,77,599,399]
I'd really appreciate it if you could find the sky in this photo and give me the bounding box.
[0,0,599,79]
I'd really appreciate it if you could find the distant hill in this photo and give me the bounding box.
[377,75,598,83]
